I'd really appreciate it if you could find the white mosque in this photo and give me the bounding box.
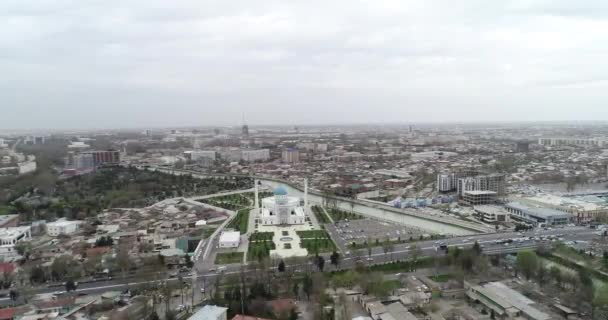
[255,182,308,226]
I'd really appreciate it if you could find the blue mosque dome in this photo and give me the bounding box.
[273,185,289,196]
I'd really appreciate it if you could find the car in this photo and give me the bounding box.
[366,257,374,262]
[178,305,186,312]
[200,288,206,293]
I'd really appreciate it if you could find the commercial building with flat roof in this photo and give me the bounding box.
[188,305,227,320]
[218,231,240,248]
[520,194,608,224]
[473,205,510,223]
[466,281,551,320]
[461,190,497,206]
[505,202,572,226]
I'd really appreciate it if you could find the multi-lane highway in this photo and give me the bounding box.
[0,227,598,307]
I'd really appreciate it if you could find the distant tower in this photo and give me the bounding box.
[192,137,200,149]
[241,112,249,137]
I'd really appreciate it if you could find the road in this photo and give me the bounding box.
[1,227,598,307]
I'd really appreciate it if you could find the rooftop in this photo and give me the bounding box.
[219,231,241,243]
[188,305,228,320]
[506,202,572,219]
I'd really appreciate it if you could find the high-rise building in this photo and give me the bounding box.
[83,150,121,166]
[456,174,506,197]
[516,141,530,152]
[437,173,455,192]
[282,148,300,163]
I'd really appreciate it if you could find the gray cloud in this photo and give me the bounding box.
[2,0,608,129]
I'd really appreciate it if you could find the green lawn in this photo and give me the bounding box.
[327,208,363,222]
[311,205,331,224]
[227,209,249,234]
[296,230,330,239]
[247,241,276,261]
[250,232,274,241]
[301,238,337,254]
[215,252,244,264]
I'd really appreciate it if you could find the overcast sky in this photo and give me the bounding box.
[3,0,608,129]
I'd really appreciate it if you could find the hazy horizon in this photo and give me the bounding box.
[4,1,608,129]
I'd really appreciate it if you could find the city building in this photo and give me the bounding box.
[516,141,530,152]
[473,206,510,223]
[281,148,300,164]
[460,190,497,206]
[188,305,228,320]
[24,136,46,145]
[456,174,506,197]
[83,150,120,166]
[18,159,37,175]
[465,281,551,320]
[437,173,455,192]
[46,219,82,237]
[258,186,306,225]
[518,194,608,224]
[67,141,90,149]
[219,149,270,162]
[0,139,7,148]
[64,152,95,169]
[0,226,32,259]
[538,137,608,148]
[183,150,216,162]
[0,215,19,228]
[505,202,572,226]
[218,231,240,248]
[241,149,270,162]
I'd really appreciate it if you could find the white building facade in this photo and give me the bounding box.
[259,186,306,226]
[47,219,82,237]
[218,231,240,248]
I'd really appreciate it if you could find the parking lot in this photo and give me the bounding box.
[328,218,428,247]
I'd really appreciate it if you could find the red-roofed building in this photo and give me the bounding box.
[0,308,17,320]
[85,246,112,258]
[0,306,31,320]
[232,316,272,320]
[268,298,297,317]
[0,263,15,275]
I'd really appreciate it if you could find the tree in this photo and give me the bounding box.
[65,279,77,292]
[516,251,538,280]
[116,246,132,279]
[14,242,32,258]
[302,274,313,300]
[409,244,422,265]
[9,290,18,304]
[472,241,482,256]
[594,285,608,319]
[330,251,340,269]
[550,266,562,288]
[51,255,78,281]
[536,262,547,285]
[278,260,286,273]
[316,256,325,272]
[292,282,299,299]
[184,255,193,268]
